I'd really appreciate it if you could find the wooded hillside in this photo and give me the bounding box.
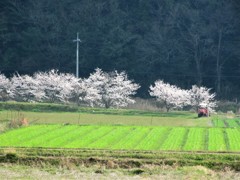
[0,0,240,99]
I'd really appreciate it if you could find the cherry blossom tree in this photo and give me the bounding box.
[189,85,217,112]
[149,80,190,112]
[2,69,140,107]
[34,70,78,103]
[0,73,13,101]
[86,68,140,108]
[71,78,101,106]
[10,74,44,102]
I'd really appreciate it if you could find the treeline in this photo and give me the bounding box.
[0,69,140,108]
[0,69,216,113]
[0,0,240,99]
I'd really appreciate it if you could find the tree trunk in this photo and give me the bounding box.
[166,106,170,112]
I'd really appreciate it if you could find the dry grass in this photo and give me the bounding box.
[127,98,162,111]
[0,163,239,180]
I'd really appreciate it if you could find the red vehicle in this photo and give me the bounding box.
[198,108,209,117]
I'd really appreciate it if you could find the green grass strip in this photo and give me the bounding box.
[208,128,227,151]
[49,125,97,147]
[204,128,209,151]
[227,120,239,128]
[212,119,226,127]
[236,119,240,126]
[86,126,133,149]
[183,128,205,151]
[39,125,80,147]
[134,127,170,150]
[111,127,151,150]
[0,125,60,146]
[225,128,240,151]
[21,125,79,147]
[159,127,186,151]
[63,126,114,148]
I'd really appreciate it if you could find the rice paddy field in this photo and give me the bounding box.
[0,102,240,175]
[0,124,239,152]
[212,117,240,128]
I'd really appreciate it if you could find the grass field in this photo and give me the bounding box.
[0,110,212,127]
[0,125,239,152]
[1,102,239,128]
[212,117,240,128]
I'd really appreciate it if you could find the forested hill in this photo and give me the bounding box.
[0,0,240,99]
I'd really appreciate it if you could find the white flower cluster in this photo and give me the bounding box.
[0,69,140,108]
[149,80,216,112]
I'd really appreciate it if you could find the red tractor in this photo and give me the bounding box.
[198,108,209,117]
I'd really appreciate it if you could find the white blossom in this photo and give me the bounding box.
[149,80,190,112]
[0,73,13,101]
[71,78,101,106]
[34,70,78,103]
[10,74,44,102]
[189,85,217,112]
[86,68,140,108]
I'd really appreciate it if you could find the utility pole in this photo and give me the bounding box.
[73,32,81,78]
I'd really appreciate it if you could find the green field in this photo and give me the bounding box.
[212,117,240,128]
[1,102,239,128]
[0,110,212,127]
[0,125,239,152]
[0,103,240,174]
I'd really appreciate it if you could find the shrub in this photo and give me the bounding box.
[9,117,28,129]
[5,153,18,163]
[216,101,240,113]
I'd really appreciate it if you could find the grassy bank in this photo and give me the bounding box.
[1,163,239,179]
[0,147,240,171]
